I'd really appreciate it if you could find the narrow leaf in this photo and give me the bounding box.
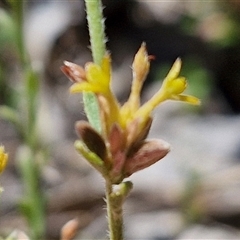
[74,140,106,175]
[83,92,102,132]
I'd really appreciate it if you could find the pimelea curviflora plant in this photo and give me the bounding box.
[61,1,200,239]
[62,45,200,182]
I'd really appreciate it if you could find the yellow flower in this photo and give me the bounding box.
[63,43,200,140]
[62,43,200,183]
[135,57,200,122]
[69,55,112,95]
[0,146,8,174]
[62,55,121,136]
[120,42,150,127]
[64,45,200,134]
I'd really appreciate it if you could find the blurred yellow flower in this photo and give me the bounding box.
[0,146,8,174]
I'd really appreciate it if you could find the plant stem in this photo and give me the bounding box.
[7,0,46,239]
[105,181,123,240]
[18,146,46,240]
[84,1,124,239]
[85,0,106,65]
[83,0,107,132]
[8,0,27,65]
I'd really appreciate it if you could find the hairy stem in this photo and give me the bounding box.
[105,181,123,240]
[83,0,107,132]
[84,1,124,239]
[85,0,106,65]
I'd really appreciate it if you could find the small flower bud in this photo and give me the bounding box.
[132,42,150,82]
[61,61,86,83]
[124,139,170,177]
[110,181,133,203]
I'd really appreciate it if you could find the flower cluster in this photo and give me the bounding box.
[62,43,200,184]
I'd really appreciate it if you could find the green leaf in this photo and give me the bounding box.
[23,68,40,148]
[25,68,39,105]
[83,92,102,132]
[74,140,106,175]
[0,9,15,51]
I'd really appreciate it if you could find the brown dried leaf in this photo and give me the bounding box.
[75,121,107,160]
[124,139,170,177]
[108,123,124,154]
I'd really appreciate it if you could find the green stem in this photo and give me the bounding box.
[8,0,27,65]
[7,0,46,239]
[84,1,124,239]
[85,0,106,65]
[8,0,39,148]
[105,181,123,240]
[83,0,107,132]
[18,147,46,240]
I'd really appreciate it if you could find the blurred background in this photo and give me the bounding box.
[1,0,240,239]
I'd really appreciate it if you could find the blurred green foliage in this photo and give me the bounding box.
[180,1,240,48]
[0,2,46,239]
[0,9,15,52]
